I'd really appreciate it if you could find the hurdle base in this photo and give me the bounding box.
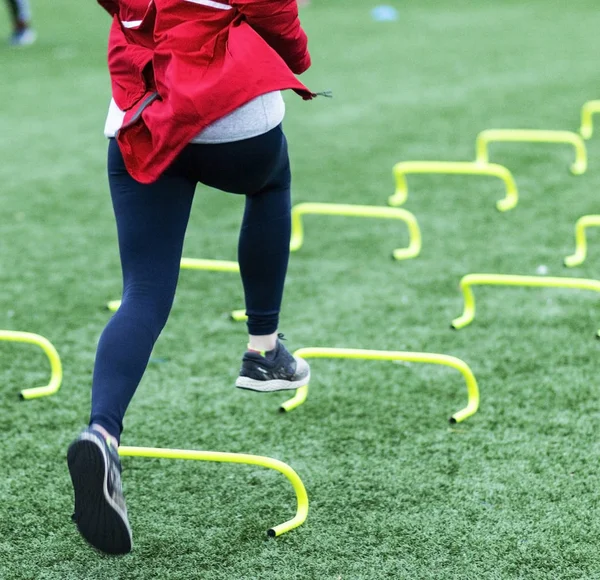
[564,255,584,268]
[496,197,517,213]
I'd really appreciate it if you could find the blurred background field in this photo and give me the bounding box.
[2,1,600,578]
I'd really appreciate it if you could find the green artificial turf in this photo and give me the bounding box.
[2,0,600,578]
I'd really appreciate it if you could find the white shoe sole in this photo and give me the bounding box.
[235,373,310,392]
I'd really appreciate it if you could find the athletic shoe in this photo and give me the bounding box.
[9,29,36,46]
[235,336,310,392]
[67,427,132,555]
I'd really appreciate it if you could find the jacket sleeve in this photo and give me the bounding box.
[230,0,311,74]
[106,19,155,111]
[97,0,119,16]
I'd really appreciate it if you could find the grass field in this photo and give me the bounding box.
[2,1,600,578]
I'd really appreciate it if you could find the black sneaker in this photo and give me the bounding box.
[235,337,310,392]
[67,427,132,555]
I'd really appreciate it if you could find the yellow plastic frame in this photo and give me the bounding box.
[230,309,248,322]
[580,100,600,140]
[290,202,422,261]
[118,446,308,537]
[564,215,600,268]
[278,347,480,424]
[475,129,588,176]
[180,258,239,273]
[389,161,519,212]
[451,273,600,334]
[0,330,63,399]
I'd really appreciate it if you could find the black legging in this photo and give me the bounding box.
[5,0,31,28]
[91,126,292,441]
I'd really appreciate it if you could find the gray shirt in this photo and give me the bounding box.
[104,91,285,144]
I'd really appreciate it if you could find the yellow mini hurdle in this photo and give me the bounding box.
[277,347,480,424]
[290,202,422,261]
[475,129,588,176]
[0,330,62,399]
[118,446,308,537]
[451,274,600,334]
[580,100,600,140]
[389,161,519,212]
[564,215,600,268]
[108,257,240,311]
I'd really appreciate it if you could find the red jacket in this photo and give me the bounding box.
[97,0,314,183]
